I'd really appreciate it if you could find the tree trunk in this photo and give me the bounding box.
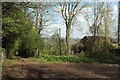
[34,49,39,57]
[35,10,40,57]
[35,11,39,28]
[66,25,71,54]
[118,1,120,46]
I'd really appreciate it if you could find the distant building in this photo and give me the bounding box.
[71,36,117,54]
[80,36,117,44]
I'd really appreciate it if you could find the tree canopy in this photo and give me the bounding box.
[2,2,44,58]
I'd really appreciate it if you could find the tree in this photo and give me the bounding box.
[44,30,66,55]
[0,2,2,38]
[56,2,89,54]
[2,2,25,58]
[118,1,120,45]
[27,2,52,57]
[84,2,113,52]
[2,2,44,58]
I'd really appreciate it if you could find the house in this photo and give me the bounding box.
[71,36,117,54]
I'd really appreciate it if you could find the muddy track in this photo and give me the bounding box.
[2,58,120,79]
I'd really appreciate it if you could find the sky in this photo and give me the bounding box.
[1,0,119,2]
[41,1,118,39]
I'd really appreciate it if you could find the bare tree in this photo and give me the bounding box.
[84,2,104,52]
[103,2,113,44]
[84,2,113,52]
[118,1,120,45]
[56,2,89,54]
[28,2,52,57]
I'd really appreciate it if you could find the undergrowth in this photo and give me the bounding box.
[33,54,98,63]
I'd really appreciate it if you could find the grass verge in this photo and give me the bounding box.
[33,54,99,63]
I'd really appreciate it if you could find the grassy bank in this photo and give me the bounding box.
[32,54,99,63]
[31,54,119,64]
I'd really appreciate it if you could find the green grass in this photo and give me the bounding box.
[32,57,47,63]
[2,58,13,67]
[33,54,119,64]
[33,54,98,63]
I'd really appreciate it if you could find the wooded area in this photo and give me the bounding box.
[0,1,120,79]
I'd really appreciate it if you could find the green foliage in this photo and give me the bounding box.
[85,44,119,64]
[20,27,45,55]
[9,39,20,58]
[2,58,13,67]
[78,50,85,57]
[81,36,119,64]
[21,28,37,50]
[43,37,66,55]
[2,2,44,58]
[34,54,97,63]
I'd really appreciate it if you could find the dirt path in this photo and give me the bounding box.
[2,58,120,79]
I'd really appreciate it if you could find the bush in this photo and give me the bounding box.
[7,39,20,59]
[2,3,45,58]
